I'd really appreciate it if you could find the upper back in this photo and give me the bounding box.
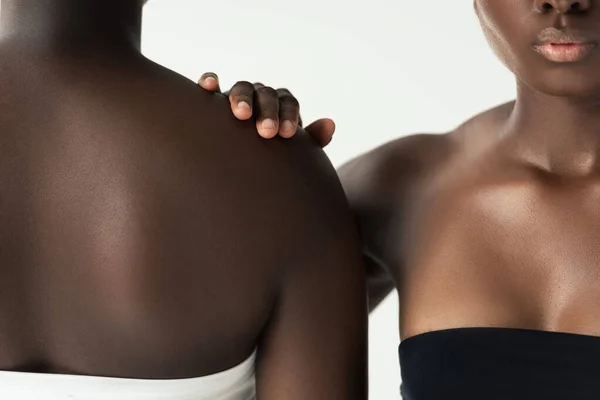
[0,49,321,378]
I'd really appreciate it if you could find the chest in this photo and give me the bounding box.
[406,170,600,267]
[399,174,600,336]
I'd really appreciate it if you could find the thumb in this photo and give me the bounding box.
[305,118,336,148]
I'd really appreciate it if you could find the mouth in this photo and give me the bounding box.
[533,28,597,63]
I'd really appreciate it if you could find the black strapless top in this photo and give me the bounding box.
[399,328,600,399]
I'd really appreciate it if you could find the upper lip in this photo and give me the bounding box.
[535,28,596,45]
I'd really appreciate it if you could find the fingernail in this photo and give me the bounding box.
[205,76,217,86]
[281,120,295,133]
[237,101,251,111]
[262,119,276,130]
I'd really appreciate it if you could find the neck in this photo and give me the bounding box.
[0,0,143,53]
[506,82,600,176]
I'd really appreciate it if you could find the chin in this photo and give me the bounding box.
[497,47,600,99]
[521,68,600,99]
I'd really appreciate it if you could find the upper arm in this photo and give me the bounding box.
[337,134,448,310]
[255,139,368,400]
[336,141,406,310]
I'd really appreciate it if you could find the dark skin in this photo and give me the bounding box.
[0,1,368,398]
[200,0,600,339]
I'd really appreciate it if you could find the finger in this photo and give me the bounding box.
[277,88,300,139]
[228,81,255,120]
[304,118,336,148]
[198,72,221,93]
[254,86,280,139]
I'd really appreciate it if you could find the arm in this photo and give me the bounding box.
[338,134,452,311]
[257,135,368,399]
[338,151,399,312]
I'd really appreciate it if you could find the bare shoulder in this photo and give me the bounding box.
[266,130,357,243]
[334,133,454,269]
[450,101,515,153]
[338,133,454,207]
[339,100,516,211]
[339,101,515,192]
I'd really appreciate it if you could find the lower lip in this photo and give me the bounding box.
[534,43,596,62]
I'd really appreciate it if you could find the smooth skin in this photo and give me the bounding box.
[199,0,600,340]
[0,1,367,398]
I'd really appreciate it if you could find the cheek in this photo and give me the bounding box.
[479,14,517,73]
[477,4,533,77]
[481,20,509,60]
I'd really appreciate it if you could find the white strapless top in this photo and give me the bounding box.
[0,351,256,400]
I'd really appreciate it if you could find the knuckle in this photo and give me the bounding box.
[280,95,300,109]
[276,89,299,108]
[279,106,299,118]
[231,81,254,94]
[257,102,280,116]
[256,86,278,97]
[276,88,293,96]
[260,104,279,118]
